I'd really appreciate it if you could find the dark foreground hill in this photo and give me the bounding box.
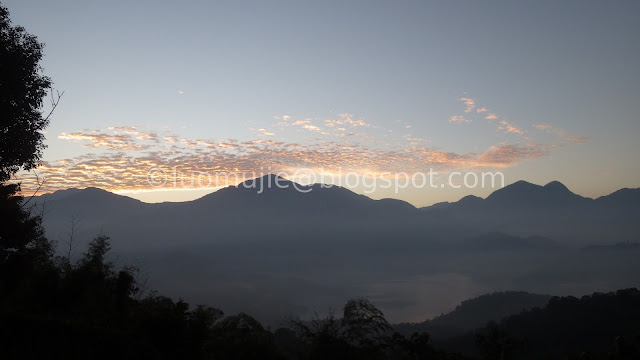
[437,288,640,359]
[395,291,552,340]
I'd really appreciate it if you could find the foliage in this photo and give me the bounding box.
[342,297,393,347]
[439,289,640,359]
[474,322,524,360]
[0,183,55,313]
[0,3,53,182]
[286,299,458,359]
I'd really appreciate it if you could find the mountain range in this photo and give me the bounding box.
[26,175,640,324]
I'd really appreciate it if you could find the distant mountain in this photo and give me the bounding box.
[395,291,552,340]
[421,195,482,212]
[25,176,640,324]
[595,187,640,209]
[33,177,638,245]
[28,187,150,244]
[420,180,640,244]
[188,174,418,223]
[485,180,588,207]
[35,186,146,211]
[30,174,427,258]
[421,180,590,212]
[33,187,85,201]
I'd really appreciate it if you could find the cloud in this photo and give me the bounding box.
[21,101,586,194]
[281,118,329,134]
[278,114,372,136]
[449,96,524,136]
[324,113,371,128]
[302,124,325,133]
[24,124,553,194]
[459,97,475,113]
[256,128,276,137]
[108,126,159,141]
[450,98,496,124]
[449,115,471,123]
[58,132,150,150]
[497,120,524,135]
[476,143,548,167]
[533,124,589,143]
[532,124,551,131]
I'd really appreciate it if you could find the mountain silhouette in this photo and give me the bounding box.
[28,176,640,324]
[437,289,640,358]
[418,180,639,243]
[213,173,416,213]
[32,186,149,231]
[395,291,552,340]
[32,176,640,247]
[484,180,587,207]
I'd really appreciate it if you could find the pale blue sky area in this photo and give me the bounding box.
[4,0,640,206]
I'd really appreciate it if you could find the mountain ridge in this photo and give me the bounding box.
[33,177,638,209]
[29,176,640,247]
[22,175,640,325]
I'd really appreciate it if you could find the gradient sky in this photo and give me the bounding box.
[5,0,640,207]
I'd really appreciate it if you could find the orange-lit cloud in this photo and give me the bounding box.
[449,115,471,123]
[533,124,589,143]
[450,97,525,137]
[497,120,524,135]
[475,143,547,167]
[324,113,371,128]
[16,97,587,194]
[460,97,476,113]
[58,132,150,150]
[256,128,276,137]
[451,98,496,123]
[18,126,552,194]
[276,114,379,139]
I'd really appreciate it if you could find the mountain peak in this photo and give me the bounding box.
[83,186,110,193]
[543,181,570,192]
[508,180,540,189]
[458,195,482,203]
[486,180,540,201]
[236,174,301,191]
[37,187,112,202]
[485,179,586,205]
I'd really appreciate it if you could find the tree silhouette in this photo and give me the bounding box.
[287,298,399,359]
[0,183,54,312]
[474,321,523,360]
[0,4,57,182]
[78,233,112,273]
[342,297,392,348]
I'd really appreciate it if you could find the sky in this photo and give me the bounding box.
[5,0,640,207]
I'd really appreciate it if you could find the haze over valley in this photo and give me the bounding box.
[32,175,640,324]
